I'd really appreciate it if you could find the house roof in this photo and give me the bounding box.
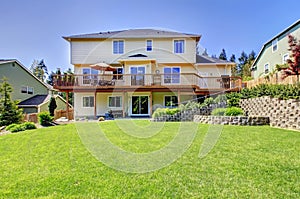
[18,94,50,106]
[0,59,52,90]
[252,19,300,68]
[63,28,201,41]
[196,54,235,65]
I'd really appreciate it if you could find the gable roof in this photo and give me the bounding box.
[0,59,52,90]
[18,94,49,106]
[252,19,300,68]
[63,28,201,41]
[196,54,235,65]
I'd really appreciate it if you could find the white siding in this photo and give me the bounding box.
[71,38,197,64]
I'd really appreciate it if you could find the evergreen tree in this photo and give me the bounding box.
[30,59,48,82]
[219,49,227,60]
[229,54,237,76]
[237,51,248,76]
[48,97,57,116]
[0,78,23,126]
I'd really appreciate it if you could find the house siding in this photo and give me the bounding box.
[70,38,196,65]
[253,24,300,79]
[0,62,49,102]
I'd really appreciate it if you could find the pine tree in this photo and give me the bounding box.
[30,59,48,82]
[0,78,23,126]
[219,49,227,60]
[229,54,237,76]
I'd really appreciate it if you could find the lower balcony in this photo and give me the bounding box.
[53,73,242,92]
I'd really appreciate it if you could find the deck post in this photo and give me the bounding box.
[122,91,126,118]
[66,91,69,120]
[150,91,153,117]
[177,90,181,106]
[94,92,97,119]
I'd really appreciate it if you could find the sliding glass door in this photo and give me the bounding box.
[131,96,149,115]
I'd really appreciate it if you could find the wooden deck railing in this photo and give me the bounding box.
[53,73,242,90]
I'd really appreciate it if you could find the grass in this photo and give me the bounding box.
[0,121,299,198]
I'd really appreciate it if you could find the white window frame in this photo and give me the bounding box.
[108,96,122,108]
[113,40,124,54]
[27,87,34,95]
[146,39,153,51]
[282,53,289,64]
[164,95,178,108]
[82,96,94,108]
[21,86,27,93]
[173,39,185,54]
[264,63,269,74]
[272,38,278,52]
[82,68,98,85]
[113,67,124,80]
[163,67,181,84]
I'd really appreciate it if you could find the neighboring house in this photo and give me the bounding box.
[54,29,239,118]
[252,19,300,79]
[18,94,72,114]
[0,59,70,114]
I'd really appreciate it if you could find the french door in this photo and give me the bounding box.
[131,96,149,115]
[131,66,145,86]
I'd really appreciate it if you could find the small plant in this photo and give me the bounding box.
[211,108,227,116]
[38,112,53,126]
[9,124,26,133]
[5,123,19,131]
[225,107,244,116]
[5,122,36,133]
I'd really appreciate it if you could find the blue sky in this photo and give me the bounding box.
[0,0,299,72]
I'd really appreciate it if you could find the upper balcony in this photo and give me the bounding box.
[53,73,242,93]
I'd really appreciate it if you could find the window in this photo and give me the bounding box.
[282,53,289,64]
[264,63,269,74]
[146,40,152,51]
[21,86,34,94]
[164,67,180,84]
[83,96,94,107]
[164,96,178,107]
[83,68,98,84]
[272,39,278,52]
[113,68,123,80]
[108,96,122,108]
[21,86,27,93]
[113,40,124,54]
[27,87,34,94]
[174,40,185,53]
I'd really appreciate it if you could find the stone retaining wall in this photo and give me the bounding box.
[193,115,270,125]
[240,96,300,130]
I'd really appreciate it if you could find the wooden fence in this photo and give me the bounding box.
[23,109,74,123]
[246,73,298,88]
[54,109,74,120]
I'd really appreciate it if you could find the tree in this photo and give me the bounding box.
[0,78,23,126]
[48,97,57,116]
[30,59,48,82]
[229,54,237,76]
[282,34,300,82]
[237,51,248,77]
[219,49,227,60]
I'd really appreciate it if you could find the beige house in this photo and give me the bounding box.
[54,29,240,118]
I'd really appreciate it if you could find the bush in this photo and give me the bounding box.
[22,122,37,130]
[5,122,36,133]
[38,112,53,126]
[152,108,180,118]
[5,123,19,131]
[165,108,180,115]
[225,107,244,116]
[211,108,227,116]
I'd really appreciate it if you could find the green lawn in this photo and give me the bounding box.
[0,121,299,198]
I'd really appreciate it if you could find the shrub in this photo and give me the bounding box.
[38,112,53,126]
[22,122,37,130]
[5,123,18,131]
[211,108,227,116]
[165,108,180,115]
[225,107,244,116]
[10,124,26,133]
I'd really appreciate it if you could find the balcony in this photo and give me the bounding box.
[53,73,242,92]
